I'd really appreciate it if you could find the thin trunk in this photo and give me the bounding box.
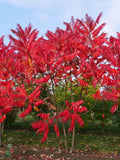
[79,78,89,100]
[51,77,61,153]
[79,86,83,100]
[0,122,4,148]
[70,76,73,103]
[0,123,2,148]
[83,86,88,100]
[62,123,68,153]
[62,79,68,153]
[83,79,90,100]
[63,79,67,108]
[70,75,74,153]
[70,127,75,153]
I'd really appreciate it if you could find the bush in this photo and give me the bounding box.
[4,110,17,128]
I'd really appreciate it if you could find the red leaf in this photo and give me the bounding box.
[29,91,41,103]
[110,103,119,114]
[77,106,87,113]
[37,113,50,121]
[102,114,104,118]
[36,124,46,134]
[75,114,84,127]
[35,75,50,84]
[59,109,70,122]
[16,85,27,97]
[68,114,75,133]
[19,103,32,118]
[31,120,43,130]
[40,134,48,143]
[102,90,119,102]
[93,12,102,30]
[92,23,106,38]
[1,106,12,114]
[40,123,49,143]
[78,79,88,87]
[29,86,41,100]
[92,90,102,100]
[54,124,60,137]
[0,114,6,123]
[34,100,44,106]
[48,118,53,125]
[66,100,71,109]
[71,100,84,107]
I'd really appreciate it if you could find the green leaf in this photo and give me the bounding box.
[4,150,12,157]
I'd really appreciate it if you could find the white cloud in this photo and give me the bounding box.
[103,0,120,36]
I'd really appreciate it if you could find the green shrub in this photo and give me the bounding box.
[5,110,17,128]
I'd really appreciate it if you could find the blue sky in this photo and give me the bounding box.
[0,0,120,43]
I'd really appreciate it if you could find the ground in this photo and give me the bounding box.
[1,145,120,160]
[1,117,120,159]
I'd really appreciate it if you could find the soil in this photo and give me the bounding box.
[0,145,120,160]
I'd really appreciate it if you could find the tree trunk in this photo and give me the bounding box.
[62,123,68,153]
[0,122,4,148]
[51,77,61,153]
[70,74,75,153]
[70,126,75,153]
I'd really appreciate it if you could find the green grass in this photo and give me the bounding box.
[77,123,120,136]
[2,130,120,153]
[3,115,120,153]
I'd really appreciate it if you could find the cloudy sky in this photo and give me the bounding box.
[0,0,120,43]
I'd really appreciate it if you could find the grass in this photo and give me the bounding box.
[77,123,120,136]
[2,115,120,153]
[2,130,120,153]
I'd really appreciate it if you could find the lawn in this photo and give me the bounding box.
[1,115,120,159]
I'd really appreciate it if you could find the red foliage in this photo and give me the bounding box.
[31,120,43,130]
[68,114,75,133]
[71,101,87,113]
[34,100,44,106]
[38,113,50,121]
[16,85,27,97]
[54,124,60,137]
[29,87,41,103]
[92,23,106,38]
[77,106,88,113]
[48,118,53,125]
[68,113,84,132]
[102,89,119,102]
[92,90,102,100]
[75,114,84,127]
[0,114,6,123]
[59,100,86,133]
[29,86,41,99]
[110,103,119,114]
[102,114,105,118]
[0,106,12,114]
[32,121,49,143]
[19,104,32,118]
[0,13,120,144]
[58,110,71,122]
[78,79,88,87]
[35,75,50,84]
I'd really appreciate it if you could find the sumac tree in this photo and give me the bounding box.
[0,13,119,153]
